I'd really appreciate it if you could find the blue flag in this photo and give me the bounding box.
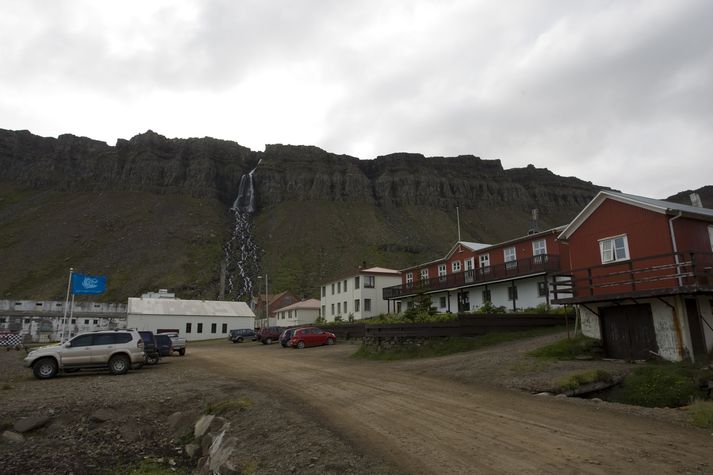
[71,273,107,295]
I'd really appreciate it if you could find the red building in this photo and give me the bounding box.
[553,191,713,361]
[384,227,566,312]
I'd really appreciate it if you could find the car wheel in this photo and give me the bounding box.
[146,354,159,365]
[33,358,58,379]
[178,348,186,356]
[265,338,273,345]
[296,341,305,349]
[326,338,335,346]
[109,354,130,375]
[237,337,243,343]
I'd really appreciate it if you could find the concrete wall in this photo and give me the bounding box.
[275,308,319,326]
[321,274,401,322]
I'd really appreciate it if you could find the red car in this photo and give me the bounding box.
[288,327,336,349]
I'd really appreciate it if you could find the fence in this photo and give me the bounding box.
[320,313,569,340]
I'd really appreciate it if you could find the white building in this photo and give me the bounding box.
[274,299,320,326]
[320,267,401,322]
[127,297,255,341]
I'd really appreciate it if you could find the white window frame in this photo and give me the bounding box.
[438,264,447,277]
[599,234,630,264]
[479,254,490,268]
[708,225,713,251]
[464,258,474,271]
[452,260,461,273]
[406,272,413,284]
[532,239,547,255]
[420,268,429,281]
[504,247,517,269]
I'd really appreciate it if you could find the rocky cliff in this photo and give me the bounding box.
[0,128,607,300]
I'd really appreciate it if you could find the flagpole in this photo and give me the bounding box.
[61,268,73,343]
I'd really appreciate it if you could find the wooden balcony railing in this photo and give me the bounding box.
[551,251,713,301]
[383,254,561,300]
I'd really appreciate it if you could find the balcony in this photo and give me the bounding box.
[551,251,713,304]
[383,254,561,300]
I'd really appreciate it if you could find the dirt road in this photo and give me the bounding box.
[192,341,713,474]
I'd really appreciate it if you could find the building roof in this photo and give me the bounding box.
[325,266,400,284]
[128,298,255,318]
[400,228,564,272]
[558,191,713,240]
[274,299,320,312]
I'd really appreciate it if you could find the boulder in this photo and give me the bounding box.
[90,408,118,422]
[194,414,215,438]
[14,415,50,433]
[2,430,25,443]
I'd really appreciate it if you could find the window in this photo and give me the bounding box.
[464,258,474,271]
[532,239,547,255]
[338,281,341,293]
[93,319,98,324]
[504,247,517,269]
[322,286,326,297]
[508,286,518,301]
[599,235,629,263]
[331,283,335,295]
[708,225,713,251]
[197,323,203,333]
[35,302,43,306]
[93,304,100,308]
[438,264,447,276]
[84,319,89,324]
[55,303,62,307]
[354,299,360,312]
[482,289,491,303]
[538,281,547,297]
[337,302,341,314]
[479,254,490,269]
[321,305,325,317]
[420,268,429,281]
[69,334,93,347]
[222,323,227,333]
[0,317,5,323]
[94,333,116,346]
[211,323,217,333]
[71,319,76,324]
[364,299,372,312]
[344,301,347,313]
[355,276,360,289]
[186,323,192,333]
[331,304,335,316]
[406,273,413,285]
[344,280,347,292]
[439,296,447,308]
[452,261,461,272]
[364,276,375,288]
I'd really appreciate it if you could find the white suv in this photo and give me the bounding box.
[25,330,145,379]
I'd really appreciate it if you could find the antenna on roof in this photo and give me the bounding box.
[456,206,461,241]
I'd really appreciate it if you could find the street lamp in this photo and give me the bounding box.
[257,274,269,328]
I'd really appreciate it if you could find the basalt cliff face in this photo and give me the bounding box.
[0,128,606,300]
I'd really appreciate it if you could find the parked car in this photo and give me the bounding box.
[287,327,336,349]
[257,326,284,345]
[155,334,173,357]
[279,328,296,347]
[24,330,145,379]
[158,332,186,355]
[229,329,257,343]
[139,331,160,365]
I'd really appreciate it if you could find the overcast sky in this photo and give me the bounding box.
[2,0,712,198]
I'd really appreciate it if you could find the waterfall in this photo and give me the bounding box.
[224,160,262,301]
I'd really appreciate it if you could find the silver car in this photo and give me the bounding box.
[24,330,145,379]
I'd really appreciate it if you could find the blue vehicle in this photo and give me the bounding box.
[155,333,172,357]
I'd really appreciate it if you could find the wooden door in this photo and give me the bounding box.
[685,299,707,360]
[599,304,658,360]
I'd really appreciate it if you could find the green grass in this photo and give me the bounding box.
[606,363,711,408]
[353,326,566,361]
[689,400,713,429]
[205,397,252,416]
[528,334,600,360]
[556,370,613,392]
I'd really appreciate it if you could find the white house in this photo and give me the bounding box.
[274,299,321,326]
[320,267,401,322]
[127,297,255,341]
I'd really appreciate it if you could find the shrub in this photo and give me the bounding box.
[205,397,252,415]
[556,370,613,392]
[607,364,709,408]
[474,301,507,314]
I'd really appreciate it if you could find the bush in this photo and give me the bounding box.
[205,397,252,415]
[607,364,709,408]
[473,301,507,314]
[556,370,613,392]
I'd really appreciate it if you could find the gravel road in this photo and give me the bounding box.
[2,334,712,474]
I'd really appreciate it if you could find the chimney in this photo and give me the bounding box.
[690,193,703,208]
[361,260,367,269]
[528,208,539,235]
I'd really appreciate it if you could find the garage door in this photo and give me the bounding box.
[599,304,658,360]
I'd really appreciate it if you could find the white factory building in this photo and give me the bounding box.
[127,297,255,341]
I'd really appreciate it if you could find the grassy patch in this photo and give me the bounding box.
[688,400,713,429]
[205,397,252,416]
[528,334,600,360]
[556,370,613,392]
[354,326,566,361]
[606,363,711,408]
[241,459,259,475]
